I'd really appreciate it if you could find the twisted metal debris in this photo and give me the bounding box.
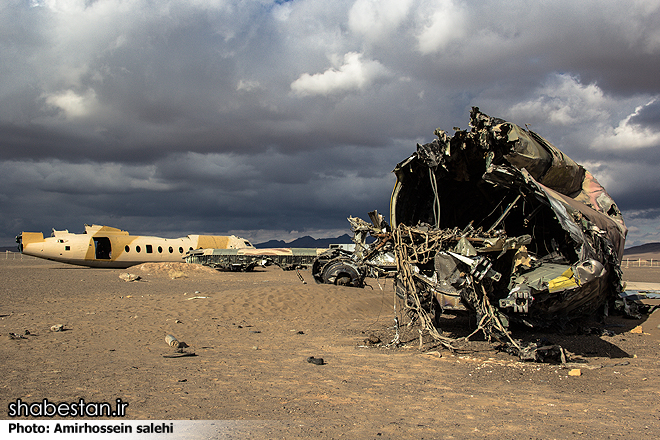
[313,107,628,360]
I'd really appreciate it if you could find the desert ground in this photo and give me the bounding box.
[1,255,659,439]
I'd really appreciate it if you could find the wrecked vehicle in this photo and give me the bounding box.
[313,107,627,355]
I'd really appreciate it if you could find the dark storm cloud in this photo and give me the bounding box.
[2,0,660,247]
[629,100,660,129]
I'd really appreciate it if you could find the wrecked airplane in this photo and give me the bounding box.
[312,107,627,354]
[17,224,255,268]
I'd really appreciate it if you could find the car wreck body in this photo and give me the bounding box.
[313,107,627,350]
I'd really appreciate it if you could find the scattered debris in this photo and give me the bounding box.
[517,343,567,364]
[296,268,307,284]
[613,361,630,367]
[165,334,180,348]
[163,334,193,357]
[164,334,189,349]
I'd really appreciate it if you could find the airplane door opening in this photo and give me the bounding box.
[94,237,112,259]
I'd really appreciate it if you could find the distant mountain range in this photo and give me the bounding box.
[623,242,660,256]
[254,234,354,249]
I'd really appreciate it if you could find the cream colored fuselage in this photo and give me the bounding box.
[17,224,254,268]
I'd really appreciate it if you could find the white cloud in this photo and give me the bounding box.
[236,80,261,92]
[290,52,390,96]
[416,0,466,54]
[348,0,413,43]
[43,89,99,119]
[507,74,609,125]
[591,99,660,150]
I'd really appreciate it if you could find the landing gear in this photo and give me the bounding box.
[312,250,365,287]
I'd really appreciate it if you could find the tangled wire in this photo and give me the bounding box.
[391,223,521,352]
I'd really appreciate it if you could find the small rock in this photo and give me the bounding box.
[568,369,582,376]
[424,351,442,358]
[50,324,64,332]
[119,273,141,282]
[307,356,325,365]
[364,335,381,345]
[630,325,643,334]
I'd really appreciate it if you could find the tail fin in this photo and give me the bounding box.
[16,232,44,252]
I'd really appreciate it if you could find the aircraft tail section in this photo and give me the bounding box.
[16,232,44,252]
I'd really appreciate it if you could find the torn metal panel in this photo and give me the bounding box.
[313,107,628,356]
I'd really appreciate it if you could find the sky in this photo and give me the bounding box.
[1,0,660,248]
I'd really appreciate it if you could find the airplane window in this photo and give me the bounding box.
[125,245,130,252]
[65,246,70,251]
[136,246,141,253]
[146,245,153,253]
[169,246,173,253]
[179,247,183,253]
[158,246,163,253]
[189,247,193,251]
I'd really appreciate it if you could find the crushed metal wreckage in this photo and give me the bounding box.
[312,107,628,360]
[186,247,325,272]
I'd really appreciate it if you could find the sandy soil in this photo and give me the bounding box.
[1,256,659,439]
